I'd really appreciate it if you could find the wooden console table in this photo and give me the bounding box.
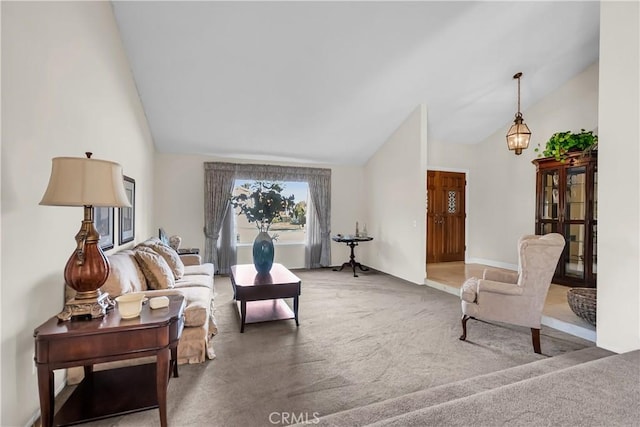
[33,295,185,427]
[332,235,374,277]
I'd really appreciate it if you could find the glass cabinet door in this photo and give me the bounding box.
[564,167,586,280]
[565,224,585,279]
[541,171,559,220]
[566,167,586,221]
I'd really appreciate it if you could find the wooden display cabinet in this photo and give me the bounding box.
[532,151,597,287]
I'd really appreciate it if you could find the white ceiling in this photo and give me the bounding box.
[112,1,600,165]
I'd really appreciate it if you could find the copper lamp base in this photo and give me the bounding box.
[57,291,113,321]
[57,206,113,321]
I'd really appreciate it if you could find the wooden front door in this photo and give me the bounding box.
[427,171,466,263]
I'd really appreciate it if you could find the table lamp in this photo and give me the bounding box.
[40,152,131,320]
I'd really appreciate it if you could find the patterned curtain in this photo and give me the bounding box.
[307,173,331,267]
[203,163,235,272]
[204,162,331,270]
[216,204,236,274]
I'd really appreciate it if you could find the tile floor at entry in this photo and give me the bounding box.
[426,262,596,342]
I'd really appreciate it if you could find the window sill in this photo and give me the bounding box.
[236,242,306,247]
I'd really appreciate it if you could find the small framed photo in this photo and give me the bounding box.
[119,176,135,244]
[95,207,114,250]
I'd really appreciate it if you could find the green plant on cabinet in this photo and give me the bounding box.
[535,129,598,162]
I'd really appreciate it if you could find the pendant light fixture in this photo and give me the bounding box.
[506,72,531,155]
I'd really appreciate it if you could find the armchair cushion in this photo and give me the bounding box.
[175,274,213,291]
[482,269,518,284]
[183,263,214,276]
[180,254,203,267]
[478,279,524,296]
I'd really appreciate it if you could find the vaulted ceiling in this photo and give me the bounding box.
[112,1,600,165]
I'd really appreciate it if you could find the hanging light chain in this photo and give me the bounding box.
[514,72,523,116]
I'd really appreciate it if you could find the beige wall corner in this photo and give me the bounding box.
[364,105,428,284]
[597,0,640,353]
[1,2,156,425]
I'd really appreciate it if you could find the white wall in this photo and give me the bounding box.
[1,3,156,425]
[363,105,428,284]
[597,0,640,353]
[154,153,365,269]
[428,62,599,269]
[2,3,637,427]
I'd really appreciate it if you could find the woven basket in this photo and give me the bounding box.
[567,287,597,326]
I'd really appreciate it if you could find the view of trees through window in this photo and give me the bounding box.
[233,180,308,244]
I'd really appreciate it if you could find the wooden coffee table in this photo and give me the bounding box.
[33,295,185,427]
[230,263,301,332]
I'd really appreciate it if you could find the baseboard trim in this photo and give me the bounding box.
[466,258,518,271]
[425,279,459,296]
[541,315,596,342]
[25,379,67,427]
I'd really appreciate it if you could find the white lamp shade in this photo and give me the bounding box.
[40,157,131,207]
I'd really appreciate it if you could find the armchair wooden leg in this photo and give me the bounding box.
[531,328,541,354]
[459,315,470,341]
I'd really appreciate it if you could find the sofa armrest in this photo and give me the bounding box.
[478,279,524,296]
[180,254,202,266]
[483,269,518,284]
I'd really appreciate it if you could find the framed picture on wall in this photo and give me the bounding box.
[95,207,114,250]
[119,176,135,244]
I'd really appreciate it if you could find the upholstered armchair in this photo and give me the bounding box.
[459,233,565,354]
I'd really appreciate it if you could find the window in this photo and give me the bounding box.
[232,180,308,244]
[204,161,331,272]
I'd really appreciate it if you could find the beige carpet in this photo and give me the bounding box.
[376,350,640,427]
[62,268,592,426]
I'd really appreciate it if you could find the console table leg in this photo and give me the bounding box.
[37,365,54,427]
[156,349,170,427]
[171,346,179,378]
[83,364,94,379]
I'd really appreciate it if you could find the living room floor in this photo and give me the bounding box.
[426,262,596,342]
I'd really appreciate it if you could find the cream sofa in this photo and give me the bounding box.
[66,237,217,384]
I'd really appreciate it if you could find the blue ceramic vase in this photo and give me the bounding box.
[252,231,274,274]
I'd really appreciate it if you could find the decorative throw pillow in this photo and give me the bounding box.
[159,228,170,246]
[169,235,182,251]
[100,251,141,297]
[133,247,175,290]
[139,237,163,247]
[136,239,185,280]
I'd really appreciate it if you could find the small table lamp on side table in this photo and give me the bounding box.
[40,152,131,321]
